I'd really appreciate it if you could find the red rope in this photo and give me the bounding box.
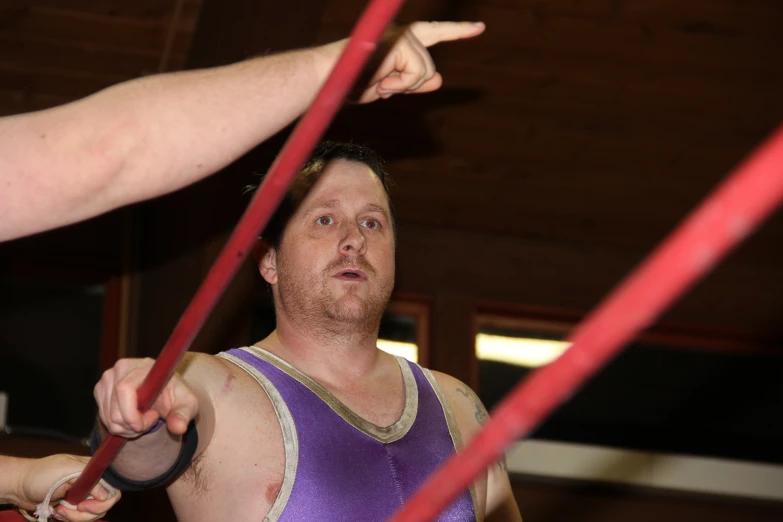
[388,124,783,522]
[64,0,407,505]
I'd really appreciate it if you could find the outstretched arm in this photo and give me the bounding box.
[0,22,485,242]
[0,454,120,521]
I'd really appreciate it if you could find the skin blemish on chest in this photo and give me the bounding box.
[265,480,282,504]
[221,372,236,396]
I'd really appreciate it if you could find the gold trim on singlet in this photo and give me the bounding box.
[422,368,482,522]
[217,352,298,522]
[240,345,419,444]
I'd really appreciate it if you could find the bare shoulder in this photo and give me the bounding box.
[429,371,488,438]
[178,352,234,381]
[179,352,276,416]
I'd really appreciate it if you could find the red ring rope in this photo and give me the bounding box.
[388,124,783,522]
[64,0,408,505]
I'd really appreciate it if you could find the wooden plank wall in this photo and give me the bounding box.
[0,0,201,115]
[314,0,783,341]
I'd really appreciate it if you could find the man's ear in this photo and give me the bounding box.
[254,238,278,285]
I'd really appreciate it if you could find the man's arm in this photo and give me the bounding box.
[432,372,523,522]
[0,454,120,521]
[0,22,485,242]
[92,353,228,483]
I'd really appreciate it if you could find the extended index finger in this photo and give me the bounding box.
[409,21,486,48]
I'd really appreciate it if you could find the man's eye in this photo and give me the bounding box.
[317,216,334,226]
[362,218,380,230]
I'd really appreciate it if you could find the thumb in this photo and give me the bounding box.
[410,21,486,48]
[166,399,198,435]
[165,411,190,435]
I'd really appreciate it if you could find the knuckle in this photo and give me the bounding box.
[115,382,132,396]
[108,410,124,425]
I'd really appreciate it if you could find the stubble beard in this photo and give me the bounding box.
[277,257,395,340]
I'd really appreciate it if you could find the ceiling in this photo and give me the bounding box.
[2,0,783,338]
[0,0,202,115]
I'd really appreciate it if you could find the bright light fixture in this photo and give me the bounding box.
[476,333,570,368]
[378,339,418,363]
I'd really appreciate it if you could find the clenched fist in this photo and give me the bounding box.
[94,358,198,438]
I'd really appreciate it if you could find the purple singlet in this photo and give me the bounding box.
[218,346,478,522]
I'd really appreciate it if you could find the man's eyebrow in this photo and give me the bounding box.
[364,203,389,219]
[304,200,389,219]
[304,199,341,214]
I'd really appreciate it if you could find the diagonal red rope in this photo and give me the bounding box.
[388,124,783,522]
[64,0,408,506]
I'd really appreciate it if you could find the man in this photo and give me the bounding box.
[93,142,523,521]
[1,21,486,519]
[0,454,118,521]
[0,22,484,242]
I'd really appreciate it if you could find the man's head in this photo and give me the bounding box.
[260,141,396,249]
[254,142,396,335]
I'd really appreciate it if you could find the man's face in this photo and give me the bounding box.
[269,159,395,331]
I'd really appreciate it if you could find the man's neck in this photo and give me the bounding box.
[258,317,384,388]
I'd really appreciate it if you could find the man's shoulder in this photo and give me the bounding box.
[181,351,238,379]
[181,351,272,400]
[427,369,467,391]
[181,351,281,432]
[426,369,476,405]
[425,369,487,436]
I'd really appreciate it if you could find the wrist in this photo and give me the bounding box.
[96,418,165,442]
[310,40,347,87]
[0,456,29,508]
[141,419,165,436]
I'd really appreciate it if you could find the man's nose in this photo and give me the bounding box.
[339,223,367,255]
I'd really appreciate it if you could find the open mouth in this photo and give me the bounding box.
[334,269,368,281]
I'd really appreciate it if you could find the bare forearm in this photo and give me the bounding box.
[2,21,485,241]
[0,41,341,241]
[0,455,26,506]
[104,42,341,204]
[100,423,185,481]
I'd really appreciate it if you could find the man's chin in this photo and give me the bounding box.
[326,296,381,325]
[327,301,367,321]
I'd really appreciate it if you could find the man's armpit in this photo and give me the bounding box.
[178,450,210,495]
